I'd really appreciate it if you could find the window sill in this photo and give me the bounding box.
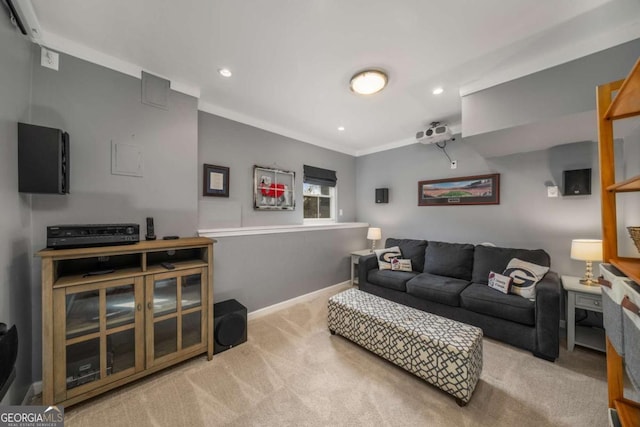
[198,222,369,238]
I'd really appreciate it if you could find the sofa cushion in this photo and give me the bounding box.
[406,273,470,307]
[472,245,550,285]
[423,241,475,280]
[367,269,418,292]
[504,258,550,300]
[460,283,535,326]
[386,238,428,272]
[374,246,402,270]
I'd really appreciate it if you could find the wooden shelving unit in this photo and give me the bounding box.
[597,56,640,426]
[37,237,215,407]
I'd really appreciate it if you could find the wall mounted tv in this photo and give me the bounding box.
[18,122,69,194]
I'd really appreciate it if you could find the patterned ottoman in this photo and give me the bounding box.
[328,288,483,406]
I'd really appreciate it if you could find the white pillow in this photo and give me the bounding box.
[488,271,512,294]
[374,246,402,270]
[503,258,550,300]
[391,258,413,272]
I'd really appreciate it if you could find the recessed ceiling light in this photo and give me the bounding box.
[218,68,232,77]
[338,126,345,131]
[432,87,444,95]
[350,69,388,95]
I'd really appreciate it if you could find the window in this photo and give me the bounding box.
[303,165,337,222]
[303,183,335,220]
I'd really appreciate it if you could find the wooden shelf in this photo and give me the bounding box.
[610,258,640,285]
[607,175,640,193]
[37,237,214,260]
[606,58,640,120]
[54,267,143,288]
[614,399,640,426]
[146,259,207,274]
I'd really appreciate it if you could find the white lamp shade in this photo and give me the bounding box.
[367,227,382,241]
[570,239,603,261]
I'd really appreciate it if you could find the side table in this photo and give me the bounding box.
[351,249,373,286]
[562,275,605,352]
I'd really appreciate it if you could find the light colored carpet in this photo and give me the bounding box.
[62,286,608,426]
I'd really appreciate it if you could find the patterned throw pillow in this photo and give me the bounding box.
[503,258,550,300]
[374,246,402,270]
[391,258,413,272]
[487,271,512,294]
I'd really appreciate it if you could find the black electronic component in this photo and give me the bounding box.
[146,217,156,241]
[160,262,175,270]
[162,235,179,240]
[213,299,247,355]
[82,269,115,277]
[18,122,69,194]
[47,224,139,249]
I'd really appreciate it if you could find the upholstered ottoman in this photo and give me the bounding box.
[328,288,483,405]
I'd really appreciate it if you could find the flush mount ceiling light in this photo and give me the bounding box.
[350,69,388,95]
[338,126,345,131]
[218,68,232,77]
[432,87,444,95]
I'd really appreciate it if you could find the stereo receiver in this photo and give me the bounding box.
[47,224,140,249]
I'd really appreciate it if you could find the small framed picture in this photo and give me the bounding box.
[203,164,229,197]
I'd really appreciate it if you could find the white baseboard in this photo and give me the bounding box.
[21,381,41,405]
[248,281,352,321]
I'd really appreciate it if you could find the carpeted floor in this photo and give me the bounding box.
[61,285,608,426]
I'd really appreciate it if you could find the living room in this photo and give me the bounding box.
[1,1,640,425]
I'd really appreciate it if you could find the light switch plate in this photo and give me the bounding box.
[40,47,59,71]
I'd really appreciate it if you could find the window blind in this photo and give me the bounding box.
[303,165,337,187]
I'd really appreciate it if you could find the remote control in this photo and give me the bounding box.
[161,262,175,270]
[83,269,115,277]
[163,236,179,240]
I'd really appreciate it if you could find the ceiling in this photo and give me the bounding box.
[23,0,640,155]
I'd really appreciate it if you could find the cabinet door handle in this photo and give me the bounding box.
[137,303,142,311]
[147,302,153,310]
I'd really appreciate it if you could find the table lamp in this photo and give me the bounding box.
[367,227,382,252]
[570,239,603,286]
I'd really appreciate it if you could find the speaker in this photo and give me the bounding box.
[375,188,389,203]
[563,169,591,196]
[213,299,247,355]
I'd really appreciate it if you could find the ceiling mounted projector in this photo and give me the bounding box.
[416,123,452,144]
[3,0,42,42]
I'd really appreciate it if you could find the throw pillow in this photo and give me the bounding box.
[391,258,412,272]
[487,271,512,294]
[374,246,402,270]
[503,258,550,299]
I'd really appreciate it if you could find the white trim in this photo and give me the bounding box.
[248,281,352,321]
[198,222,368,238]
[21,381,42,405]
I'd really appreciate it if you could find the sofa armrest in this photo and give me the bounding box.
[358,254,378,286]
[534,271,561,360]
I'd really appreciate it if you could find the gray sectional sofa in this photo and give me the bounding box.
[358,238,561,361]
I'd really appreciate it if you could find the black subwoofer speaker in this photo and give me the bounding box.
[563,168,591,196]
[213,299,247,355]
[375,188,389,203]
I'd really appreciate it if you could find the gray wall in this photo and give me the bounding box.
[198,111,357,228]
[462,38,640,137]
[27,51,199,380]
[355,137,611,277]
[620,124,640,257]
[198,111,364,310]
[0,20,34,404]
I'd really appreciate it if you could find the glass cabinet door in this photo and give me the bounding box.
[59,278,143,398]
[146,268,206,365]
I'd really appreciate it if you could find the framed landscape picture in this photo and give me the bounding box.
[418,173,500,206]
[254,165,295,210]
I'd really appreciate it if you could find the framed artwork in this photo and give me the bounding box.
[418,173,500,206]
[203,164,229,197]
[254,165,295,210]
